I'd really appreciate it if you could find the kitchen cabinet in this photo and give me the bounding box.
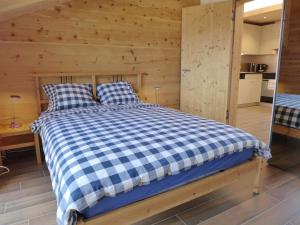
[260,22,281,54]
[238,74,262,105]
[242,22,280,55]
[242,24,261,55]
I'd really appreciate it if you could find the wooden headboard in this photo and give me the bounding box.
[34,72,143,115]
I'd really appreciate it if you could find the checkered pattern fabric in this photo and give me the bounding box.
[274,94,300,129]
[43,83,97,111]
[32,104,271,225]
[97,81,139,105]
[43,84,57,112]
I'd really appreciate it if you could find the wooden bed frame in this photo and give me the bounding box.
[272,124,300,139]
[34,72,143,115]
[33,72,265,225]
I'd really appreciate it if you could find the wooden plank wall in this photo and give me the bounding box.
[0,0,198,123]
[277,0,300,94]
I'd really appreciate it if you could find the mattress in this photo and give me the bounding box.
[274,94,300,129]
[82,148,254,218]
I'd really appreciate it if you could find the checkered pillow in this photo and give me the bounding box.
[43,84,57,112]
[97,81,139,105]
[43,83,97,111]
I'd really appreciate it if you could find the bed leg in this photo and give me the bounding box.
[34,133,42,164]
[253,158,265,195]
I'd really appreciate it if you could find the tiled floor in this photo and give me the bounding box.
[1,104,300,225]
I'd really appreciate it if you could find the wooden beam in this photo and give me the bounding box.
[237,0,253,4]
[0,0,72,22]
[201,0,228,4]
[201,0,252,4]
[228,0,244,126]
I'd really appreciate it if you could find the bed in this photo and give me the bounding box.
[273,93,300,139]
[32,73,271,225]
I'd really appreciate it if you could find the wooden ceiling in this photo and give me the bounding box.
[0,0,72,22]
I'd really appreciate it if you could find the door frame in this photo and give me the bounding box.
[227,0,246,126]
[228,0,286,127]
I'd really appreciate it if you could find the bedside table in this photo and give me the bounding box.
[0,122,42,165]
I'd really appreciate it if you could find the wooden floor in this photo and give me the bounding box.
[1,104,300,225]
[236,104,273,144]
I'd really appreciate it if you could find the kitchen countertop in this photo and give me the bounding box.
[240,72,276,79]
[240,72,276,75]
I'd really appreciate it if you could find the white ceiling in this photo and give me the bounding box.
[244,0,283,12]
[244,3,283,25]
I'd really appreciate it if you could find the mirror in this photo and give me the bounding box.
[269,0,300,172]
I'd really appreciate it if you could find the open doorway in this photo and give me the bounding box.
[235,0,284,144]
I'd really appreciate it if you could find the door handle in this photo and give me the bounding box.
[182,69,191,72]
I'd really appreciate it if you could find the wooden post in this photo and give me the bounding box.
[92,75,97,99]
[253,158,265,194]
[34,133,42,164]
[35,76,42,115]
[227,0,244,126]
[137,73,142,94]
[34,76,42,164]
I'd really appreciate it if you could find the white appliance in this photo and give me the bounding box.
[238,73,263,105]
[261,79,275,102]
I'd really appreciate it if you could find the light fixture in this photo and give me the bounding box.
[244,0,283,12]
[10,95,21,128]
[263,16,268,19]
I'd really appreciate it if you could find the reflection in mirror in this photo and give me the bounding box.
[269,0,300,172]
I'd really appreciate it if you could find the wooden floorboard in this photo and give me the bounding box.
[196,193,279,225]
[236,104,272,144]
[1,105,300,225]
[242,189,300,225]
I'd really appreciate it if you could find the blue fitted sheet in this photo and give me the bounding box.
[82,148,254,218]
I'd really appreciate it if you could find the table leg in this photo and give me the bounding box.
[34,133,42,164]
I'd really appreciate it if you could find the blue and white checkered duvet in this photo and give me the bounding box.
[275,94,300,129]
[32,103,271,225]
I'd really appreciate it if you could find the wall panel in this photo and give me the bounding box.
[277,0,300,94]
[0,0,198,123]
